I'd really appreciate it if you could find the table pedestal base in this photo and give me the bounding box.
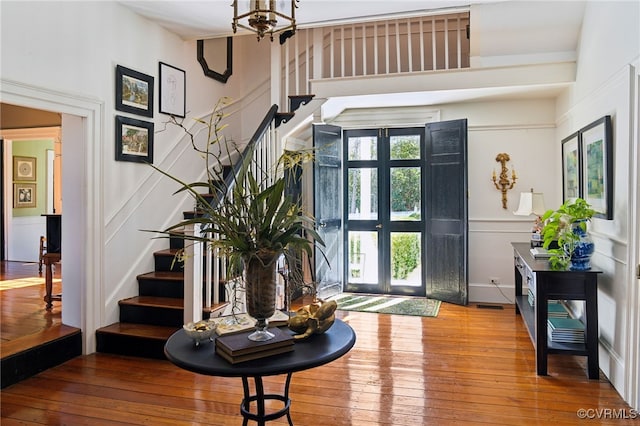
[241,373,293,426]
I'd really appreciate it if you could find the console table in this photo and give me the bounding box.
[512,242,601,379]
[164,319,356,425]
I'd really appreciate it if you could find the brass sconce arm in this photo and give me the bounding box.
[492,153,517,209]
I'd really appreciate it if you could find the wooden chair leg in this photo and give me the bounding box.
[43,253,61,310]
[39,236,46,274]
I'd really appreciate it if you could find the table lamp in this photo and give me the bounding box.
[513,188,546,247]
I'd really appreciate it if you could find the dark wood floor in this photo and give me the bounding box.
[1,262,636,425]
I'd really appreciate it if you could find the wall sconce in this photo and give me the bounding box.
[491,153,517,209]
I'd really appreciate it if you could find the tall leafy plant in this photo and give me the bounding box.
[149,98,324,295]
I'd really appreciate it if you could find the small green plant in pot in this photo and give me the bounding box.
[541,198,596,270]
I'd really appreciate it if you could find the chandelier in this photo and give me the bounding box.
[232,0,299,42]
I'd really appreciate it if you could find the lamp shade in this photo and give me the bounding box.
[513,191,546,216]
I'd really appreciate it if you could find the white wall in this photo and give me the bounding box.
[555,0,640,407]
[328,98,558,303]
[458,99,558,302]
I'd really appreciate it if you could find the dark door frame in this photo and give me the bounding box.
[343,127,426,297]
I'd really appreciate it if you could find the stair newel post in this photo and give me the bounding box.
[212,231,220,305]
[204,233,212,309]
[270,39,282,111]
[183,223,204,324]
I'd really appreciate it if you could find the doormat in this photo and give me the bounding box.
[329,293,441,317]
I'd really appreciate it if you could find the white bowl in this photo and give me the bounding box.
[183,320,216,346]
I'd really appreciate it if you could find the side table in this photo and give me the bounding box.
[164,319,356,425]
[512,242,601,379]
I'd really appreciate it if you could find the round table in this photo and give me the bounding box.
[164,319,356,425]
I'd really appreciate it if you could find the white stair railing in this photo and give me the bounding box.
[183,222,204,324]
[279,12,470,108]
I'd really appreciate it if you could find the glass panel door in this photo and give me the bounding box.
[313,124,343,299]
[344,128,425,296]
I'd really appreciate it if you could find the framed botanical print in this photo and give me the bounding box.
[115,115,154,164]
[561,132,580,203]
[116,65,154,118]
[159,62,186,117]
[14,183,36,208]
[13,156,36,181]
[580,115,613,219]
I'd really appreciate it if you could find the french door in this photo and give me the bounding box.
[344,128,425,296]
[313,119,469,304]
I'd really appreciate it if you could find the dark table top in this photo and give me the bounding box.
[512,242,602,274]
[164,319,356,378]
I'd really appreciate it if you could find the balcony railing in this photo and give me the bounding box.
[279,12,470,105]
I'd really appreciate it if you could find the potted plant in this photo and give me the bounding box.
[151,99,325,341]
[541,197,596,270]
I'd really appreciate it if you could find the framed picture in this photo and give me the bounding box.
[561,132,580,202]
[115,115,154,164]
[14,183,36,208]
[13,156,36,181]
[580,115,613,219]
[159,62,186,117]
[116,65,154,118]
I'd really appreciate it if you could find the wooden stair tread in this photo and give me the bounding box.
[118,296,229,312]
[119,296,184,309]
[205,302,230,317]
[154,248,180,256]
[136,271,183,281]
[2,325,81,359]
[97,323,179,340]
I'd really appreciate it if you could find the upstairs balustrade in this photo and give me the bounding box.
[279,12,470,105]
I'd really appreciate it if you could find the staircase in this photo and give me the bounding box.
[96,95,313,360]
[95,232,228,359]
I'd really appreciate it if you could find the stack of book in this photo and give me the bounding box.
[530,247,552,259]
[215,326,294,364]
[547,302,570,319]
[210,310,290,336]
[547,317,585,344]
[527,288,535,307]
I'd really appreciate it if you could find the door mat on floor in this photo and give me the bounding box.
[329,293,441,317]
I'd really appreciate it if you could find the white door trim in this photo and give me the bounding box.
[1,78,105,354]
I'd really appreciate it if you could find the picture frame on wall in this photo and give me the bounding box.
[159,62,186,117]
[13,156,36,181]
[115,65,154,118]
[115,115,154,164]
[580,115,613,219]
[14,183,36,208]
[561,131,580,203]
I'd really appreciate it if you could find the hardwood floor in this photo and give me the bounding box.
[0,261,63,355]
[1,287,636,425]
